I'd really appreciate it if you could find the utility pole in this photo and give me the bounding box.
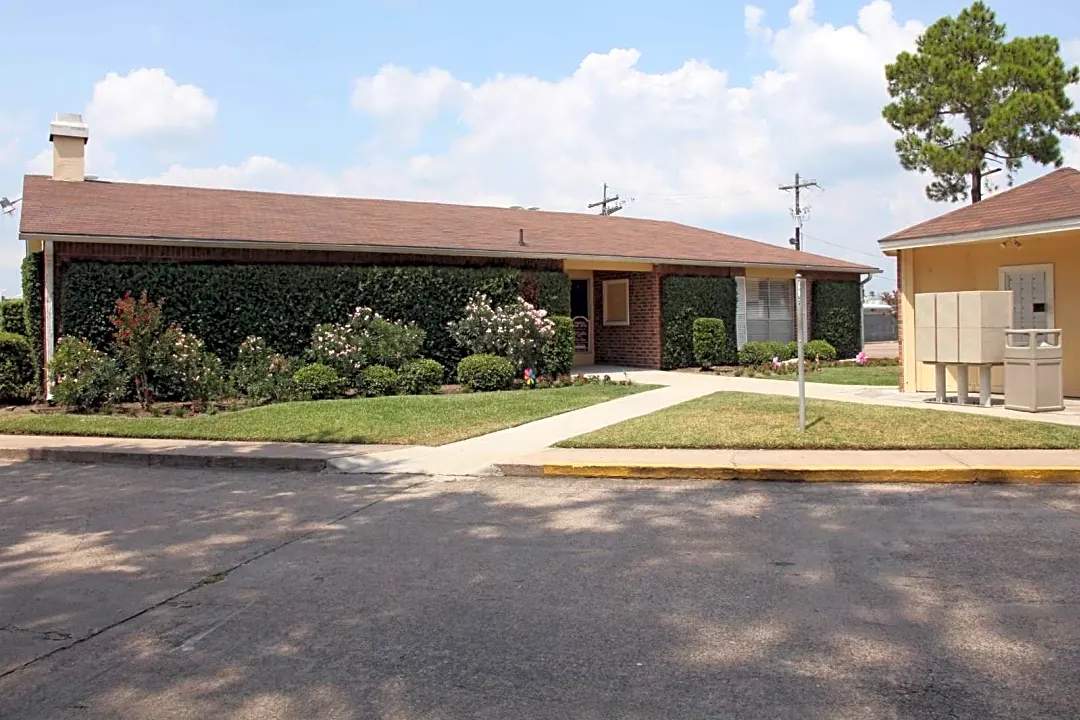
[778,172,819,251]
[588,183,625,216]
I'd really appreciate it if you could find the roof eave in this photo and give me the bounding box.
[879,214,1080,251]
[19,232,878,275]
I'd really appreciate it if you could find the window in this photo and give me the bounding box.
[744,278,793,343]
[602,279,630,326]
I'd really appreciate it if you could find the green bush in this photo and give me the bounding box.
[231,336,294,402]
[57,262,570,373]
[456,353,514,392]
[1,299,26,337]
[662,276,737,369]
[538,315,574,376]
[21,255,43,397]
[49,337,127,410]
[761,341,790,362]
[398,358,445,395]
[0,332,33,403]
[692,318,727,369]
[359,364,400,397]
[811,281,861,359]
[784,341,798,360]
[738,341,774,366]
[805,339,838,362]
[292,363,344,400]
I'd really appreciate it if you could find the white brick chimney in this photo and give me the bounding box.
[49,112,89,181]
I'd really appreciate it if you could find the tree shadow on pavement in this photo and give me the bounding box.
[2,461,1080,719]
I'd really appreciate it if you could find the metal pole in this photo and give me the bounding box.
[796,273,806,432]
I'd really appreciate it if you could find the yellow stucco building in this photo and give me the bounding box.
[880,168,1080,399]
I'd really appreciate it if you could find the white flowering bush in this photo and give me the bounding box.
[153,327,226,403]
[309,307,425,383]
[49,336,127,410]
[448,293,555,370]
[232,336,294,402]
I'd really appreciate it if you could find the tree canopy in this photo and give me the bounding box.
[883,2,1080,203]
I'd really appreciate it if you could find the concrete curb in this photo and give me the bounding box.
[0,447,331,472]
[499,462,1080,484]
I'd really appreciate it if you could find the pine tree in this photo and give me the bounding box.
[883,2,1080,203]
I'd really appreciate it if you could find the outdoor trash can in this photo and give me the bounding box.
[1003,329,1064,412]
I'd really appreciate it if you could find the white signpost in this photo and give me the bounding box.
[795,274,807,432]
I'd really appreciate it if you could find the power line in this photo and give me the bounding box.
[587,183,627,216]
[778,171,819,252]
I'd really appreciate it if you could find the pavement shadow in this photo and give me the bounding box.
[2,465,1080,718]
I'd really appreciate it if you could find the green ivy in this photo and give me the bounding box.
[661,276,737,369]
[21,255,43,397]
[811,280,861,359]
[57,262,570,373]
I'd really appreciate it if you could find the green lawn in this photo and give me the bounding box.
[0,385,651,446]
[559,391,1080,450]
[773,364,900,386]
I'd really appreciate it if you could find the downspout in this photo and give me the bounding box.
[859,273,872,351]
[43,240,55,399]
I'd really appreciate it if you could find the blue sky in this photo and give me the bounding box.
[2,0,1079,296]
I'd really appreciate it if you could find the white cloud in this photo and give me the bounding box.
[86,68,216,139]
[117,1,1045,292]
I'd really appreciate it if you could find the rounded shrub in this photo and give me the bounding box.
[538,315,574,376]
[738,341,772,366]
[0,332,33,403]
[359,364,400,397]
[0,298,26,337]
[692,318,727,369]
[292,362,343,400]
[783,341,798,360]
[49,336,127,410]
[805,339,838,362]
[398,358,445,395]
[456,353,514,392]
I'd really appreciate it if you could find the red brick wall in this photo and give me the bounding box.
[593,271,662,368]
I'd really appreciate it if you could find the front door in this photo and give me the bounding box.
[1000,264,1054,329]
[570,276,593,366]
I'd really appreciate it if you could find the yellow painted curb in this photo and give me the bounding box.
[540,464,1080,484]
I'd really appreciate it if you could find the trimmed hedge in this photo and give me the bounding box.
[811,281,861,359]
[692,318,727,369]
[359,364,400,397]
[292,363,343,400]
[661,276,737,369]
[805,339,838,362]
[1,298,25,337]
[399,358,445,395]
[457,353,514,392]
[21,255,43,397]
[539,315,574,376]
[57,262,571,372]
[0,332,33,402]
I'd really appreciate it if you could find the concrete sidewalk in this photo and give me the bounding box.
[497,447,1080,483]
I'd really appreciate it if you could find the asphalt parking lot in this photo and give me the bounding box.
[2,460,1080,719]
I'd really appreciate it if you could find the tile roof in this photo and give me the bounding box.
[19,175,876,273]
[881,167,1080,244]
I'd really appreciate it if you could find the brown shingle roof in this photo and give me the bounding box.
[19,175,875,273]
[881,167,1080,244]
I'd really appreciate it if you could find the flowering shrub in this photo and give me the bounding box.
[155,328,226,403]
[448,293,555,370]
[231,336,294,402]
[50,337,127,410]
[110,291,166,407]
[310,307,425,382]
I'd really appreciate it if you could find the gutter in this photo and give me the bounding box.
[879,214,1080,252]
[19,231,880,276]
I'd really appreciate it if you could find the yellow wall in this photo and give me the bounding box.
[901,230,1080,397]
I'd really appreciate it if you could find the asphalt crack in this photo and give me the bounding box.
[0,479,426,680]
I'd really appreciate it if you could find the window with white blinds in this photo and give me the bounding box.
[744,278,794,343]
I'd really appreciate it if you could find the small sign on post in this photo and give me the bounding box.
[795,274,807,432]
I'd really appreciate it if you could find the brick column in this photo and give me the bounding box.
[593,270,662,368]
